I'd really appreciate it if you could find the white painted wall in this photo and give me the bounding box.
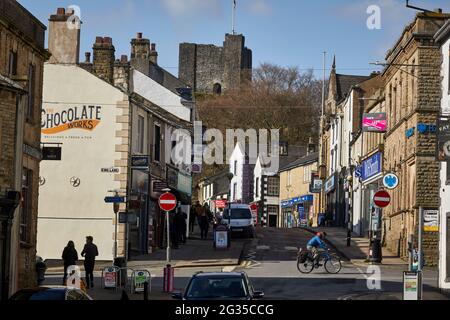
[38,64,125,261]
[229,143,244,202]
[133,70,191,122]
[351,134,363,235]
[439,35,450,290]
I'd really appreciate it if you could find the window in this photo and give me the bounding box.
[268,205,279,216]
[286,171,291,187]
[234,161,237,175]
[154,124,161,162]
[279,141,288,156]
[233,183,237,201]
[20,168,33,244]
[446,161,450,185]
[27,64,35,122]
[267,176,279,196]
[137,115,144,153]
[255,177,259,197]
[304,166,311,183]
[213,83,222,95]
[8,50,17,76]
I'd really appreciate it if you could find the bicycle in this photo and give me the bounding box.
[296,248,342,274]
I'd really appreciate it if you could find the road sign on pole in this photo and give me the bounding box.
[158,192,177,212]
[159,191,177,263]
[373,190,391,208]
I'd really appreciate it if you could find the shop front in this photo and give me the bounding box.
[359,151,383,238]
[280,195,314,228]
[324,173,337,226]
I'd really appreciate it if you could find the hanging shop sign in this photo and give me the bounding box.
[361,152,382,182]
[309,174,323,194]
[383,173,399,190]
[437,115,450,161]
[362,113,387,133]
[324,175,335,193]
[131,155,150,171]
[41,146,61,161]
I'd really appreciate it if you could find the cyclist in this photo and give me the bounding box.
[306,232,328,267]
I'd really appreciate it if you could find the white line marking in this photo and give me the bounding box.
[256,245,270,250]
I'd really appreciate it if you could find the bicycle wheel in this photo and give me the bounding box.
[324,256,342,274]
[297,258,314,274]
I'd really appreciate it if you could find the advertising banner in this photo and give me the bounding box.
[362,113,387,132]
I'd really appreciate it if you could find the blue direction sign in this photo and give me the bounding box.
[104,196,125,203]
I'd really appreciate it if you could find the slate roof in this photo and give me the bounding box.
[279,152,319,172]
[335,74,371,103]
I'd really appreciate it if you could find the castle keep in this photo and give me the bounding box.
[179,33,252,94]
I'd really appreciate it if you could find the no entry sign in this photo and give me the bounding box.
[373,190,391,208]
[159,192,177,212]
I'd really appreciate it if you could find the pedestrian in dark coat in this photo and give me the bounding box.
[81,236,98,289]
[176,208,187,244]
[62,241,78,285]
[189,205,197,233]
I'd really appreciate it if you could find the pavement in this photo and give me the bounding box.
[304,226,408,267]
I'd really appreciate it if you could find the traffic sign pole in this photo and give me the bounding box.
[166,210,170,263]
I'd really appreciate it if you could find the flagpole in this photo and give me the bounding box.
[232,0,236,35]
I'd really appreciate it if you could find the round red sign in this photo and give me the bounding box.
[373,190,391,208]
[159,192,177,212]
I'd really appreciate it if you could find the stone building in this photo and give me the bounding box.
[279,152,319,229]
[179,33,252,94]
[0,0,49,297]
[382,11,450,265]
[38,8,193,261]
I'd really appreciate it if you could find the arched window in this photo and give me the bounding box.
[213,83,222,95]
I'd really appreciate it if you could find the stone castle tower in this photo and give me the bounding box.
[178,33,252,94]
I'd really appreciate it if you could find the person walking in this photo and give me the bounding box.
[62,241,78,285]
[189,205,197,233]
[199,204,210,240]
[176,207,187,244]
[81,236,98,289]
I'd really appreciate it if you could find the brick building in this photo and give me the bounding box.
[179,34,252,94]
[382,11,450,265]
[0,0,49,297]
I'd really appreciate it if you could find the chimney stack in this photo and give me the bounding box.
[150,43,158,65]
[48,7,81,64]
[307,137,316,155]
[85,52,91,63]
[93,36,115,84]
[130,32,151,74]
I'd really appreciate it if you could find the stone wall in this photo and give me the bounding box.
[0,90,17,191]
[178,34,252,93]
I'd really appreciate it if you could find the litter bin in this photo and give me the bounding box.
[114,257,127,286]
[35,256,47,286]
[369,238,382,264]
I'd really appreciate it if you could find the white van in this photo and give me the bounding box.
[222,204,255,238]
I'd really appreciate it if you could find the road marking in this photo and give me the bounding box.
[284,246,298,251]
[222,266,236,272]
[256,245,270,250]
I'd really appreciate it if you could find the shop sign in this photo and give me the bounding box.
[437,115,450,161]
[362,113,387,132]
[309,174,322,193]
[423,209,439,232]
[361,152,382,182]
[324,175,335,193]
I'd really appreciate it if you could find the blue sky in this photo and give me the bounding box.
[18,0,450,78]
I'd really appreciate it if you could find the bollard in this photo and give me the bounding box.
[346,229,351,247]
[143,281,149,300]
[163,264,174,292]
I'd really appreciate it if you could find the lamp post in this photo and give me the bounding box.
[226,173,234,240]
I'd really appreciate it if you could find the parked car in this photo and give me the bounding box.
[222,204,255,238]
[9,286,93,301]
[172,272,264,300]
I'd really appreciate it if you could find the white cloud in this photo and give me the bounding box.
[247,0,272,16]
[162,0,222,17]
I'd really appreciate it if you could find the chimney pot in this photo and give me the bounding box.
[137,32,143,39]
[121,55,128,63]
[85,52,91,63]
[103,37,112,44]
[151,43,156,51]
[95,36,103,44]
[57,7,66,15]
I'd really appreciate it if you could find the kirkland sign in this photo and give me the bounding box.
[362,152,382,182]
